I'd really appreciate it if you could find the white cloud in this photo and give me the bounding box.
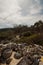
[0,0,21,18]
[0,0,43,28]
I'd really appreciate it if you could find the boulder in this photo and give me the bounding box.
[14,52,22,59]
[1,48,12,59]
[17,55,33,65]
[6,58,12,65]
[33,54,41,59]
[11,43,17,51]
[0,44,3,57]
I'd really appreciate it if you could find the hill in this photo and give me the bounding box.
[0,20,43,45]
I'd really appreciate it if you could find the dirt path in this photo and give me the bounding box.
[10,52,22,65]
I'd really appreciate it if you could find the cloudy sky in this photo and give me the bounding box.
[0,0,43,28]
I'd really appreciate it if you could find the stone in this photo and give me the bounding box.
[17,55,33,65]
[14,52,22,59]
[1,48,12,59]
[6,58,12,65]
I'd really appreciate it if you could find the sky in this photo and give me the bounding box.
[0,0,43,28]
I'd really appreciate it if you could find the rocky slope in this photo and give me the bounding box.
[0,42,43,65]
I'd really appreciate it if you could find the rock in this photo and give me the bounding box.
[14,52,22,59]
[11,43,17,51]
[6,58,12,65]
[33,54,41,59]
[1,48,12,59]
[3,41,9,44]
[17,55,33,65]
[0,44,3,57]
[17,58,28,65]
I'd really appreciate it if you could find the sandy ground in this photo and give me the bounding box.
[10,52,22,65]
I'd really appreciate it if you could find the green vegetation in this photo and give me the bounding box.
[0,20,43,45]
[15,33,43,45]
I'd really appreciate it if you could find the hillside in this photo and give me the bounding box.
[0,20,43,65]
[0,20,43,45]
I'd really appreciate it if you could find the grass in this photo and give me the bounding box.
[15,33,43,45]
